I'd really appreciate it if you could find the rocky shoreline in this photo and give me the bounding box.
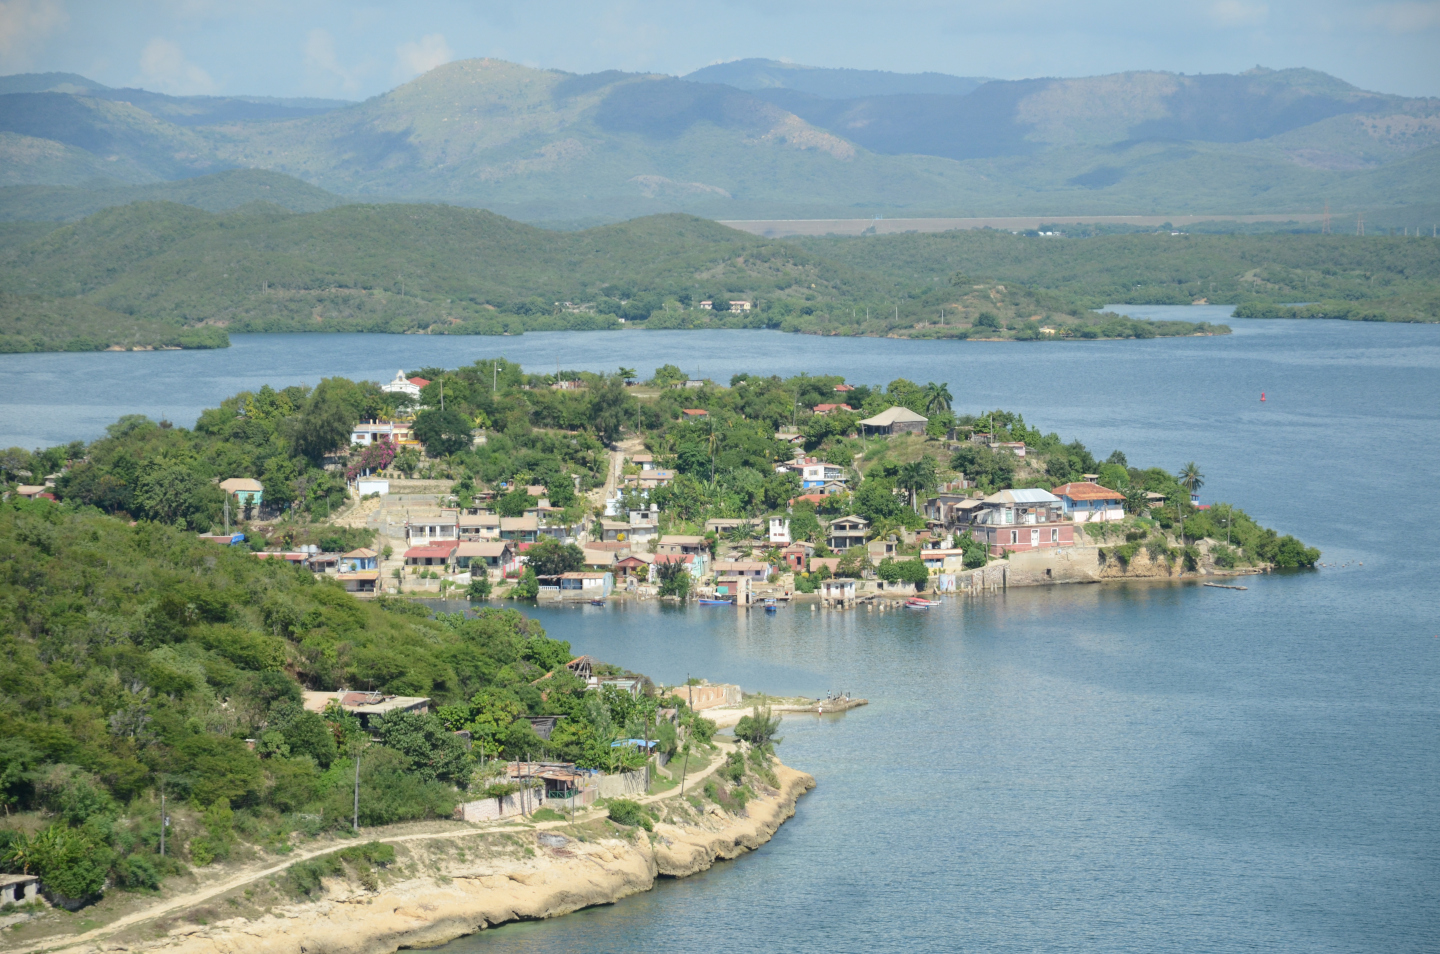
[124,764,814,954]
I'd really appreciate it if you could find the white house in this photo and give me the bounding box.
[768,516,791,545]
[380,370,429,399]
[1051,482,1126,523]
[800,459,846,489]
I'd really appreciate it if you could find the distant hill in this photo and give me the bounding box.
[683,59,991,98]
[0,61,1435,223]
[0,170,349,222]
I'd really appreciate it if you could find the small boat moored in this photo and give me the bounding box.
[764,598,778,613]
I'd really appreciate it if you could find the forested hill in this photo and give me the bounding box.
[0,200,1235,351]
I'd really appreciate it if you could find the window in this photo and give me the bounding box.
[1051,529,1059,543]
[1009,530,1018,545]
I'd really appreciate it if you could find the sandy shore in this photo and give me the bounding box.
[80,763,813,954]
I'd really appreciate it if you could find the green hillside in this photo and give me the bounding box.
[0,170,349,222]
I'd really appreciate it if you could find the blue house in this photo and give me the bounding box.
[341,548,378,572]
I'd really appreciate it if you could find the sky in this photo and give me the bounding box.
[1,0,1437,100]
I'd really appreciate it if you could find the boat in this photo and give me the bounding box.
[698,598,732,606]
[905,597,938,609]
[764,598,778,613]
[589,599,605,606]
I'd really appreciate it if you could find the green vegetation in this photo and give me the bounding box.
[606,799,653,831]
[799,231,1440,323]
[284,842,395,898]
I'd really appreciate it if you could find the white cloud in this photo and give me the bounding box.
[0,0,67,66]
[304,28,361,93]
[393,32,453,82]
[135,37,215,94]
[1366,1,1440,32]
[1209,0,1268,26]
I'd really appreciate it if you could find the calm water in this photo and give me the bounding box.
[5,312,1439,951]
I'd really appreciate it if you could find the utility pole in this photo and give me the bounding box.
[223,494,230,534]
[159,786,166,857]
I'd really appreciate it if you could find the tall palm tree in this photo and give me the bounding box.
[897,458,937,510]
[1178,462,1204,496]
[923,382,953,415]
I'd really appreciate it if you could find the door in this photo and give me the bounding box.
[1030,528,1039,547]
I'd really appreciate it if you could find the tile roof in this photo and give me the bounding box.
[1051,481,1125,502]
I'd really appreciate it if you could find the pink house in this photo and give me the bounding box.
[971,489,1074,556]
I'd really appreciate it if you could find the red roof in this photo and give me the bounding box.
[615,556,649,568]
[1051,481,1124,502]
[409,377,431,388]
[813,403,852,413]
[790,493,828,506]
[834,384,855,392]
[405,543,458,559]
[653,553,696,565]
[681,409,708,416]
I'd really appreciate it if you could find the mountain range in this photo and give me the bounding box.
[1,59,1436,226]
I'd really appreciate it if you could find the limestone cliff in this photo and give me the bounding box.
[144,764,814,954]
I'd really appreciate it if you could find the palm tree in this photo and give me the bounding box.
[923,382,953,415]
[1178,462,1204,496]
[618,367,637,384]
[896,458,937,511]
[1121,486,1147,515]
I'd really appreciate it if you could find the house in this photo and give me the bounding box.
[657,534,708,557]
[729,300,752,311]
[781,541,814,570]
[405,542,458,568]
[336,569,379,593]
[627,504,661,540]
[971,489,1073,556]
[350,420,415,446]
[219,477,263,506]
[499,514,539,543]
[924,493,985,527]
[812,403,853,415]
[713,561,769,582]
[867,538,899,563]
[1052,482,1126,523]
[13,484,49,500]
[774,429,806,445]
[705,517,756,536]
[406,514,458,543]
[198,532,246,545]
[627,469,675,490]
[581,547,619,570]
[459,512,501,540]
[301,690,431,728]
[809,557,841,577]
[826,515,870,551]
[858,406,928,436]
[800,459,846,489]
[631,453,656,471]
[834,383,855,393]
[340,548,378,572]
[993,441,1027,457]
[681,408,709,418]
[0,873,40,905]
[559,571,614,600]
[769,516,791,545]
[653,551,704,579]
[791,493,828,507]
[821,578,857,602]
[920,548,969,572]
[380,370,429,399]
[599,520,634,542]
[457,541,516,576]
[614,554,653,580]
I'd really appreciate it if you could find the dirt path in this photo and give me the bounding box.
[15,740,738,954]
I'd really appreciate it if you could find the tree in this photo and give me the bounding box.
[652,364,686,386]
[589,375,635,444]
[289,378,363,464]
[895,458,937,510]
[467,574,491,601]
[495,487,536,517]
[413,407,473,457]
[1177,462,1204,496]
[922,381,953,415]
[734,706,782,750]
[511,566,539,600]
[655,560,690,598]
[618,367,637,383]
[371,711,470,784]
[525,538,585,577]
[956,531,989,569]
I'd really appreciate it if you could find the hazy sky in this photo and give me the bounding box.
[2,0,1437,99]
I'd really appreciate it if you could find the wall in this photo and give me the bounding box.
[677,683,742,710]
[598,770,648,799]
[1004,546,1103,585]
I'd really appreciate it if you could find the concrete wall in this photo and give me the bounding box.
[676,683,742,710]
[598,770,647,799]
[1004,546,1103,585]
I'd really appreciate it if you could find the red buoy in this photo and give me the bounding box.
[1261,392,1266,402]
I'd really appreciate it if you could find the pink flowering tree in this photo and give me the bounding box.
[347,440,396,480]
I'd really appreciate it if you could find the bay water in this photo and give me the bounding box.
[4,311,1438,950]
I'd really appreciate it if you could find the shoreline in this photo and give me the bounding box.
[13,758,814,954]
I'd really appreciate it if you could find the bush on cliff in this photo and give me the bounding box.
[607,799,653,831]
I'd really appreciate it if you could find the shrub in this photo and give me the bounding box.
[607,799,652,831]
[285,842,395,898]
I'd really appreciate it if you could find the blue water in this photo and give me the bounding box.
[4,311,1439,951]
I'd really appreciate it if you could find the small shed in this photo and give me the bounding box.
[219,477,264,505]
[0,873,39,904]
[559,571,614,599]
[821,578,857,603]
